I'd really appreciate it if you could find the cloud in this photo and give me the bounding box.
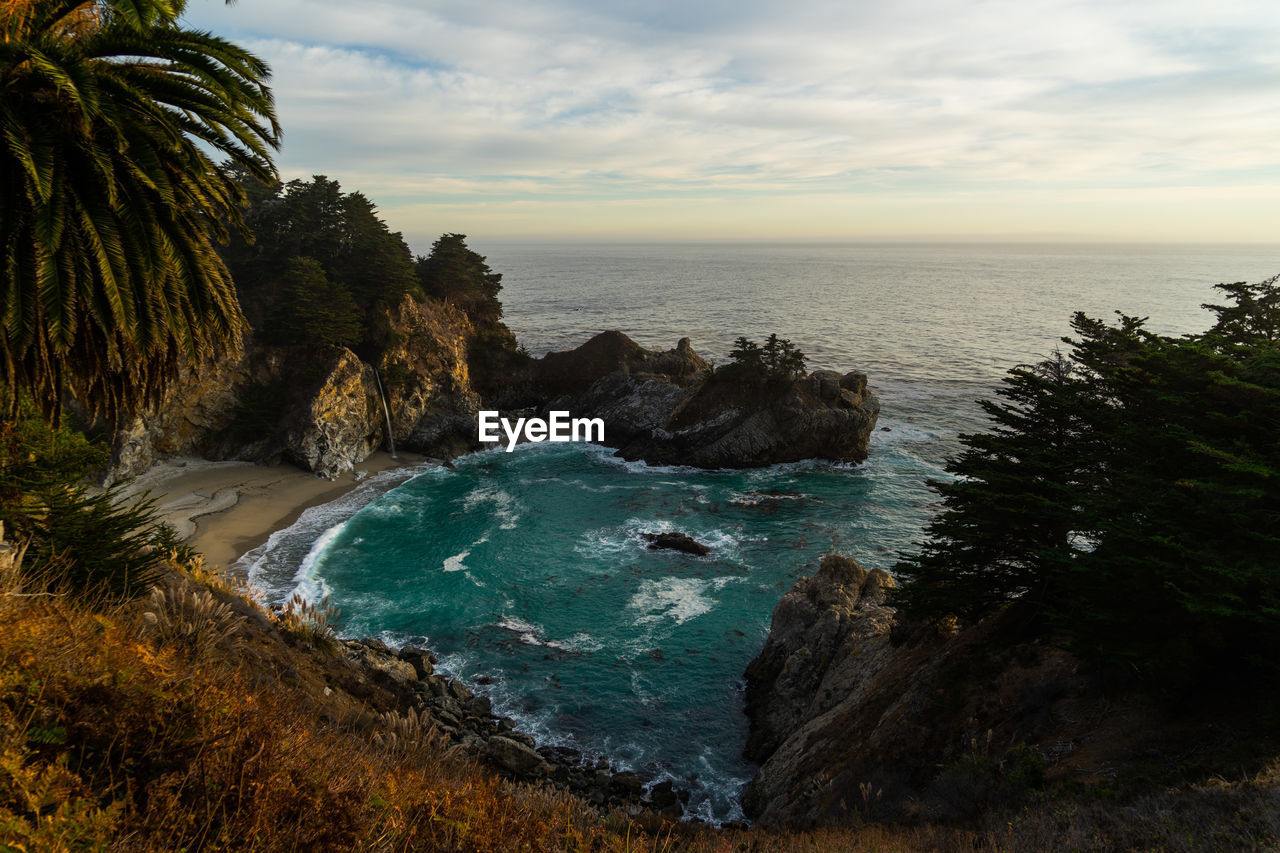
[183,0,1280,240]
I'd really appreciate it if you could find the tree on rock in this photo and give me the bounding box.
[414,234,524,397]
[719,334,808,385]
[415,234,505,325]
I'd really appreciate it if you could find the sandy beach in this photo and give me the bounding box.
[119,451,427,570]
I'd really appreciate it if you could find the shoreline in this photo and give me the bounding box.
[119,451,427,570]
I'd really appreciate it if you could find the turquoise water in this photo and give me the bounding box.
[240,242,1279,822]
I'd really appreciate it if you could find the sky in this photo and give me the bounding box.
[185,0,1280,248]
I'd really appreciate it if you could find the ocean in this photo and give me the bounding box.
[237,241,1278,822]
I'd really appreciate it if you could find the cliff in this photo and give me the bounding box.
[109,326,881,481]
[107,294,481,482]
[742,555,1279,828]
[515,332,880,468]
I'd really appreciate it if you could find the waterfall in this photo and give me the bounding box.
[373,367,397,459]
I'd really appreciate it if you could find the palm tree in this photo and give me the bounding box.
[0,0,279,426]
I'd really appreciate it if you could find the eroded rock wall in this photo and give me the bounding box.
[106,294,482,482]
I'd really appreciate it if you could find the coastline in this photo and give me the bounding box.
[118,451,426,570]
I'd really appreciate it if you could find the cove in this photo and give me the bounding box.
[242,436,945,821]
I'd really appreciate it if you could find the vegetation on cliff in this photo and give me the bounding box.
[716,334,808,386]
[0,0,279,426]
[896,275,1280,688]
[6,542,1279,851]
[0,396,181,599]
[415,233,526,397]
[220,176,524,404]
[220,174,422,359]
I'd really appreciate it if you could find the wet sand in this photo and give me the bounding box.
[118,452,426,570]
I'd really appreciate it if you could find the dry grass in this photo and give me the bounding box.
[1,556,1278,852]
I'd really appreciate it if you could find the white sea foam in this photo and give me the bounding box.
[442,549,470,572]
[285,521,342,603]
[235,463,431,601]
[463,486,522,530]
[560,631,604,653]
[496,615,551,647]
[628,577,714,626]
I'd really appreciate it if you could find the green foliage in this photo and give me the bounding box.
[415,233,526,396]
[222,175,422,357]
[897,276,1280,687]
[0,394,168,599]
[0,395,107,491]
[466,323,529,399]
[17,485,169,599]
[0,0,279,427]
[717,334,807,384]
[267,257,363,348]
[415,233,504,325]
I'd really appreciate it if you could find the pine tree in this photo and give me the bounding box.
[896,350,1100,621]
[414,234,505,324]
[896,278,1280,684]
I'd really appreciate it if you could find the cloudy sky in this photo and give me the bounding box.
[186,0,1280,247]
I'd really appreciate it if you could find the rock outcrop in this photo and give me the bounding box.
[279,348,383,479]
[377,295,482,458]
[339,638,689,819]
[105,356,250,484]
[743,555,896,763]
[519,332,880,468]
[740,555,1219,828]
[109,323,879,480]
[106,295,483,482]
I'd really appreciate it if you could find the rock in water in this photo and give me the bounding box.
[743,555,896,764]
[514,331,879,469]
[642,531,711,556]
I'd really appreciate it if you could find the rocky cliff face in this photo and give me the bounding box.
[740,556,1223,828]
[520,332,880,468]
[278,348,383,479]
[743,555,897,764]
[106,294,481,482]
[109,324,879,479]
[377,295,481,459]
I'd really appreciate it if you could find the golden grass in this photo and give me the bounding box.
[1,557,1277,852]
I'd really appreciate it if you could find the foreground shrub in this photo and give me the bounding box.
[0,395,175,600]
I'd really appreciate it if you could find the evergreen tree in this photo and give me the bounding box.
[414,233,504,324]
[897,278,1280,684]
[267,258,362,348]
[221,175,421,356]
[720,334,806,384]
[897,351,1100,621]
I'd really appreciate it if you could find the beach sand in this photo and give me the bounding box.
[118,452,427,570]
